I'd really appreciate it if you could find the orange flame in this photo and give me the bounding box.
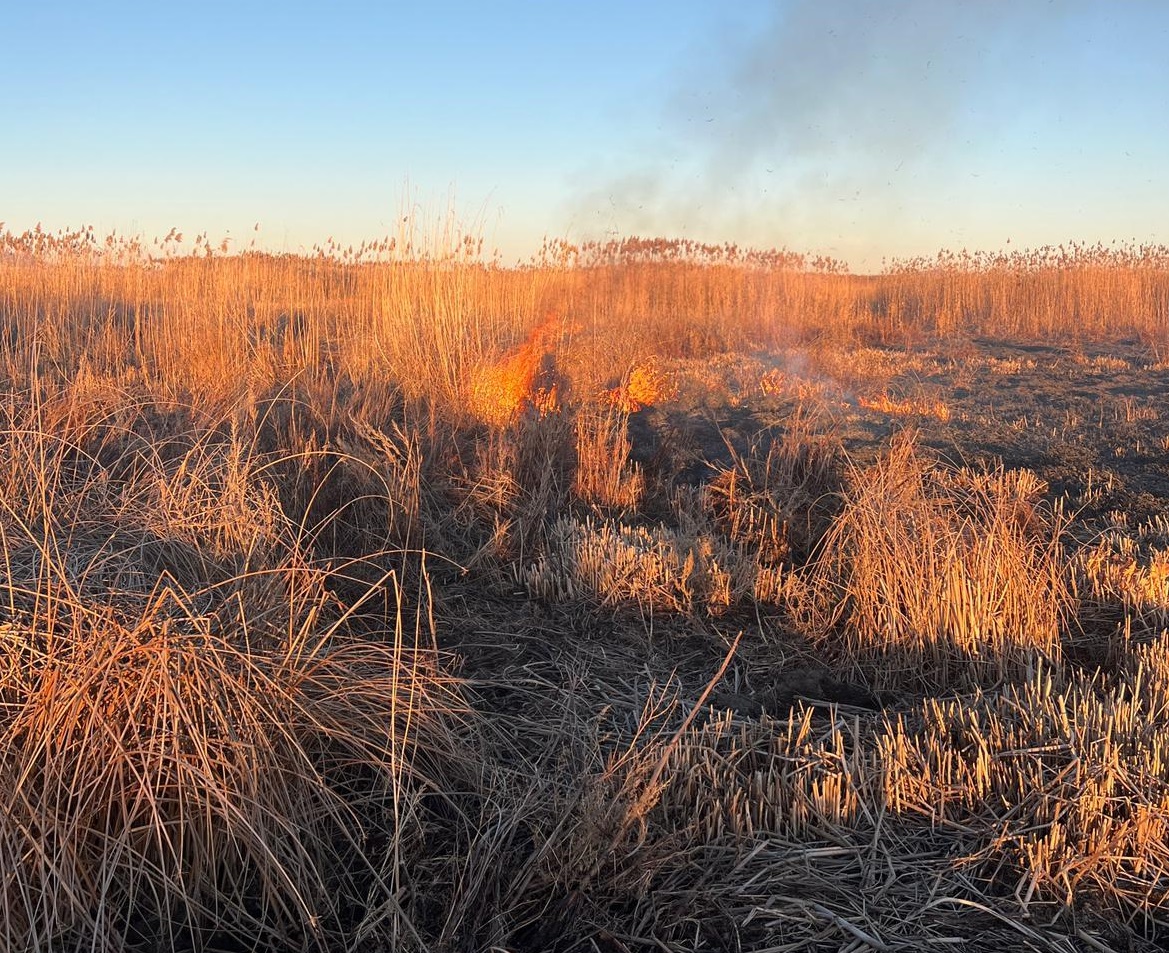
[470,313,574,425]
[859,393,951,422]
[606,362,677,413]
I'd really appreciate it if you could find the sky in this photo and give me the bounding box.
[4,1,1168,271]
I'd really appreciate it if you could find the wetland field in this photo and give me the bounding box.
[1,227,1168,951]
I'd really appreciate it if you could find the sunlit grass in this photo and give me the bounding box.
[0,222,1168,948]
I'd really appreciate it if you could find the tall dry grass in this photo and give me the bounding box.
[801,434,1068,693]
[5,227,1167,422]
[0,385,465,951]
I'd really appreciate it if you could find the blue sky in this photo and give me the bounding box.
[4,1,1168,270]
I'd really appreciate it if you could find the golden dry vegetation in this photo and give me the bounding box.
[1,223,1169,951]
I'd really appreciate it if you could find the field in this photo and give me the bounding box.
[1,224,1169,951]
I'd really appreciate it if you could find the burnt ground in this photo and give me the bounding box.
[463,336,1169,724]
[631,337,1169,531]
[429,337,1169,951]
[453,336,1169,721]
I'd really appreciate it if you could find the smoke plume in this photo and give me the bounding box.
[572,0,1076,268]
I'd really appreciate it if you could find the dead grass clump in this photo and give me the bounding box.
[0,422,463,950]
[0,392,466,951]
[663,353,783,409]
[330,415,430,551]
[517,514,753,613]
[577,652,1169,941]
[134,427,290,569]
[572,408,645,510]
[803,434,1067,693]
[705,415,843,566]
[453,408,576,566]
[859,390,952,422]
[0,564,462,952]
[1073,522,1169,640]
[651,705,873,841]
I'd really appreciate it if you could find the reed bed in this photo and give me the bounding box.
[5,228,1169,414]
[0,223,1166,950]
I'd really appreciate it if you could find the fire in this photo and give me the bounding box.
[859,393,951,422]
[469,319,678,423]
[469,313,573,425]
[606,361,677,413]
